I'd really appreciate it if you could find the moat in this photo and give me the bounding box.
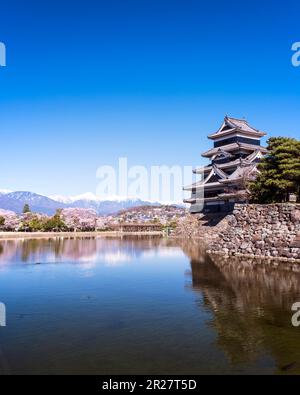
[0,236,299,375]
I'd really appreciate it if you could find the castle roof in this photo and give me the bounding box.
[201,142,267,158]
[194,150,264,174]
[219,163,259,184]
[184,157,261,192]
[183,164,228,191]
[208,116,266,140]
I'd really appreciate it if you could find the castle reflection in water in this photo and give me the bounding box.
[181,240,300,373]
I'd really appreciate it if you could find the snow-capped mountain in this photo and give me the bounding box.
[49,192,151,204]
[0,191,65,215]
[0,189,12,195]
[67,195,163,215]
[0,190,167,215]
[49,192,100,204]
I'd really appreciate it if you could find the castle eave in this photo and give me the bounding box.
[183,198,196,204]
[183,181,221,191]
[208,129,266,140]
[201,143,268,158]
[184,197,219,204]
[194,150,264,174]
[217,191,248,200]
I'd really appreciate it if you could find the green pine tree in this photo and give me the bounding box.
[28,216,45,232]
[250,137,300,203]
[23,204,31,213]
[44,213,66,232]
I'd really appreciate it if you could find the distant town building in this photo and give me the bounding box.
[184,116,267,213]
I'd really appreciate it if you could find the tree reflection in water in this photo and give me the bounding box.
[181,240,300,374]
[0,236,164,265]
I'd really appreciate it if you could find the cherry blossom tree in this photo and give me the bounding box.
[0,209,20,231]
[96,216,110,231]
[61,208,97,231]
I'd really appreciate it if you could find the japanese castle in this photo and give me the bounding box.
[184,116,267,213]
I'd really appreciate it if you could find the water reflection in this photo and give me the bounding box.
[0,236,299,374]
[182,240,300,374]
[0,236,183,267]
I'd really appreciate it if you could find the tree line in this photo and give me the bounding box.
[0,207,100,232]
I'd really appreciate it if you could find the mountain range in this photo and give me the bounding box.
[0,190,167,215]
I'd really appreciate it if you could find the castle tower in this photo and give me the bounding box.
[183,116,267,213]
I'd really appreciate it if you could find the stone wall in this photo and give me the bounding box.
[209,204,300,260]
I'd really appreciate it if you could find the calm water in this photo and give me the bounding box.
[0,236,300,375]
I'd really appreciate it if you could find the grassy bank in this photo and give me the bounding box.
[0,231,163,240]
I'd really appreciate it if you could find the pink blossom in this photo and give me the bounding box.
[61,208,97,231]
[0,209,20,231]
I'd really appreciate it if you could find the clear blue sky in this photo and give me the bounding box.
[0,0,300,196]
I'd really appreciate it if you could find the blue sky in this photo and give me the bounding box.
[0,0,300,196]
